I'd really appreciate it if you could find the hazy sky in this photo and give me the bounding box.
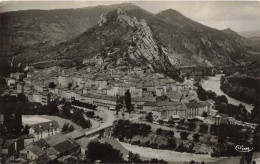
[0,1,260,32]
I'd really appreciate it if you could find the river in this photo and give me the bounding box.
[200,74,254,112]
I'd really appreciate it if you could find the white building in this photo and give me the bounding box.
[22,116,60,141]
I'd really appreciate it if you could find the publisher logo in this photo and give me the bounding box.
[235,145,253,153]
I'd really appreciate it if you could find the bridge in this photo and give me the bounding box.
[74,105,116,139]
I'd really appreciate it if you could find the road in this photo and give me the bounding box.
[84,106,116,136]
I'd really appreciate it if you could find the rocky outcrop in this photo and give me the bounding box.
[83,8,177,71]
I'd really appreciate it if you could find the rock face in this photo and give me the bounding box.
[83,9,175,72]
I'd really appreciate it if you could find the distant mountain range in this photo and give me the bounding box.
[238,30,260,38]
[0,3,260,71]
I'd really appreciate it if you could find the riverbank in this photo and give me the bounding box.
[220,75,259,106]
[200,74,254,112]
[119,141,221,163]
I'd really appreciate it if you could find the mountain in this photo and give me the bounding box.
[238,30,260,38]
[1,4,260,72]
[0,3,139,64]
[37,9,176,74]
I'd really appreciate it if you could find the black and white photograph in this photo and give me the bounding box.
[0,1,260,164]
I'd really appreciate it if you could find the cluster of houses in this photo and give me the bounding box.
[0,115,90,163]
[4,64,230,124]
[6,65,195,106]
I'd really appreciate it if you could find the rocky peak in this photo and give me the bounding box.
[88,9,178,69]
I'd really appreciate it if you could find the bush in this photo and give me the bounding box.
[188,122,196,131]
[168,130,174,137]
[156,128,163,135]
[180,131,189,140]
[192,133,200,141]
[150,143,158,149]
[131,140,141,146]
[62,123,69,132]
[158,120,164,125]
[48,82,56,88]
[146,112,153,123]
[167,139,176,150]
[144,141,150,147]
[158,144,168,150]
[86,142,125,163]
[199,124,208,133]
[112,119,151,139]
[68,125,75,132]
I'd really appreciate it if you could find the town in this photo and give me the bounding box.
[1,62,259,164]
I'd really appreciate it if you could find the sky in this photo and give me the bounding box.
[0,1,260,32]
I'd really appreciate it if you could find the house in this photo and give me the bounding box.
[184,100,213,120]
[24,66,34,72]
[80,94,118,108]
[1,138,24,157]
[143,101,157,113]
[17,81,25,93]
[22,116,59,141]
[7,78,16,87]
[58,75,73,87]
[151,102,187,122]
[166,91,183,102]
[75,137,90,156]
[94,76,108,88]
[34,83,45,92]
[10,72,25,80]
[21,133,80,164]
[32,91,50,105]
[213,113,229,125]
[155,87,164,97]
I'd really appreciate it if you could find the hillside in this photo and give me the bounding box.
[0,3,139,67]
[1,4,260,73]
[35,9,178,78]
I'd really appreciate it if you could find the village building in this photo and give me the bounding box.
[22,116,60,142]
[32,91,50,105]
[17,81,25,93]
[1,138,24,157]
[7,78,16,87]
[20,133,80,164]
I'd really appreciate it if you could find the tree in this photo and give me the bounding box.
[167,138,176,150]
[145,112,153,123]
[115,104,121,115]
[217,95,228,104]
[188,122,196,131]
[180,131,189,140]
[218,133,226,143]
[124,89,132,114]
[128,152,142,163]
[168,130,174,137]
[49,82,56,88]
[156,128,163,135]
[192,133,200,141]
[62,123,69,132]
[47,101,59,115]
[68,124,75,132]
[68,83,72,89]
[86,142,125,163]
[158,119,164,125]
[22,125,30,135]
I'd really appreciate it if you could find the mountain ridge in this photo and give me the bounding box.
[1,4,260,72]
